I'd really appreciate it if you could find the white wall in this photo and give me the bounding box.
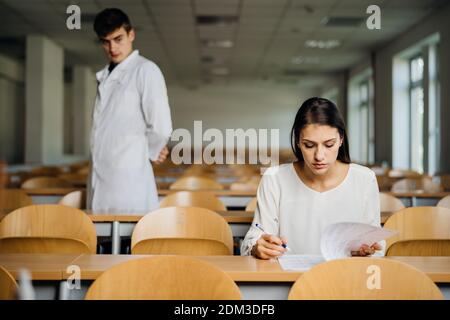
[0,54,25,164]
[167,81,316,149]
[25,35,64,164]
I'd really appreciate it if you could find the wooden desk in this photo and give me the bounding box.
[388,191,450,207]
[1,254,449,300]
[0,253,81,280]
[21,188,449,209]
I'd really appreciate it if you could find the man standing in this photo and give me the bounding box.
[88,8,172,214]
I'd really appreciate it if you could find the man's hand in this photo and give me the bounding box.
[152,146,169,165]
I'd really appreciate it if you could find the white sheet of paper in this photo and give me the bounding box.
[320,222,397,261]
[278,254,325,271]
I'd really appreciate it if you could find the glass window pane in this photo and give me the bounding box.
[411,56,424,82]
[410,86,424,173]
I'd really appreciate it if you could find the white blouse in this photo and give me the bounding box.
[241,163,383,256]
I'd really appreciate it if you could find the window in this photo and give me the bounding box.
[409,55,424,173]
[347,69,374,164]
[392,33,440,175]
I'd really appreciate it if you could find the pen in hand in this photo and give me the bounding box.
[255,223,291,252]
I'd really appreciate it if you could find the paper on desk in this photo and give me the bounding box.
[320,222,397,261]
[278,254,325,271]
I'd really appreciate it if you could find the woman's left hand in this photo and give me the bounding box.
[351,243,382,256]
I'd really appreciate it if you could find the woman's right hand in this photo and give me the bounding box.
[252,234,288,260]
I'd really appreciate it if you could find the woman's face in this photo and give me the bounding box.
[298,124,343,175]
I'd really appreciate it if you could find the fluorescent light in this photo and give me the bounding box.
[291,56,320,64]
[202,39,234,48]
[209,67,229,76]
[305,40,341,49]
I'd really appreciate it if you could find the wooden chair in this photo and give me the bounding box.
[0,161,8,188]
[76,166,90,176]
[388,169,422,179]
[159,191,226,211]
[21,177,73,189]
[245,198,257,212]
[437,195,450,209]
[131,207,233,255]
[230,175,260,192]
[58,173,88,186]
[169,176,223,191]
[391,177,443,193]
[383,207,450,256]
[0,204,97,254]
[288,257,443,300]
[0,189,33,213]
[30,166,65,176]
[438,175,450,191]
[0,266,18,300]
[376,175,396,192]
[85,256,241,300]
[379,192,405,212]
[58,190,86,209]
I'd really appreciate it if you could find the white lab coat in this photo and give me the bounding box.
[87,50,172,214]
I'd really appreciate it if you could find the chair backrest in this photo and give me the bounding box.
[437,195,450,209]
[0,204,97,254]
[288,257,443,300]
[245,197,257,212]
[85,256,241,300]
[159,191,226,211]
[58,190,86,209]
[391,177,442,192]
[30,166,64,176]
[21,177,73,189]
[0,161,8,188]
[58,173,88,185]
[76,166,90,176]
[0,266,18,300]
[230,175,260,192]
[379,192,405,212]
[169,176,223,190]
[440,175,450,191]
[388,169,422,179]
[383,206,450,256]
[0,189,33,213]
[131,207,233,255]
[376,175,396,192]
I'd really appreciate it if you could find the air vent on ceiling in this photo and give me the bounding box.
[283,70,308,77]
[81,13,97,24]
[322,16,365,27]
[196,15,238,26]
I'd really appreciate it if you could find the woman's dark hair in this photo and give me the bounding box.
[94,8,132,38]
[290,97,351,163]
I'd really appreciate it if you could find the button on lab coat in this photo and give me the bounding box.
[87,50,172,214]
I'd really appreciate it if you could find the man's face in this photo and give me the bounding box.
[99,27,135,64]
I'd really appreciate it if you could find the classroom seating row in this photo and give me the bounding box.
[0,204,450,256]
[1,254,449,300]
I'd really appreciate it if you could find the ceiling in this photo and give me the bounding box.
[0,0,448,86]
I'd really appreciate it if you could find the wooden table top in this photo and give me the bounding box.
[0,210,395,225]
[0,253,82,280]
[1,254,450,283]
[19,188,450,199]
[84,210,254,223]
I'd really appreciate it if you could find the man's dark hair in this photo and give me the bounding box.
[93,8,132,38]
